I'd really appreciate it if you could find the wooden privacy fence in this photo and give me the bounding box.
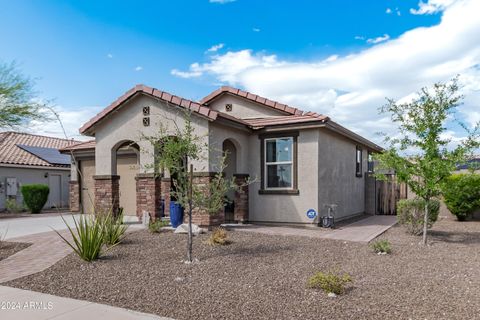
[365,173,408,215]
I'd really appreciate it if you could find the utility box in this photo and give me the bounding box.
[6,177,18,196]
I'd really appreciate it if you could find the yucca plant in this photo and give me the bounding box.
[100,209,128,246]
[54,214,105,262]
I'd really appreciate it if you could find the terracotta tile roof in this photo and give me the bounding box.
[59,140,96,152]
[0,132,78,168]
[200,86,304,116]
[242,114,329,129]
[79,84,218,135]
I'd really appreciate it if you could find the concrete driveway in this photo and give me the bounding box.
[0,214,82,240]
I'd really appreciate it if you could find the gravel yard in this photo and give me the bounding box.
[0,242,30,261]
[6,218,480,320]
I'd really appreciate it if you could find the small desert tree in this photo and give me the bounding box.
[144,111,248,262]
[0,61,49,129]
[376,78,479,245]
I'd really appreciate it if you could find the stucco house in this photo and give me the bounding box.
[62,85,382,226]
[0,132,75,211]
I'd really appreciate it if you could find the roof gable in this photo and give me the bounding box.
[79,84,218,135]
[200,86,304,116]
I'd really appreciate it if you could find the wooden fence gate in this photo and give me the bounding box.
[365,173,407,215]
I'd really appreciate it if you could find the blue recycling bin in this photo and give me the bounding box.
[169,201,184,228]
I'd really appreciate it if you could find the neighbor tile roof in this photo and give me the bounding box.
[200,86,305,116]
[0,132,78,168]
[79,84,218,135]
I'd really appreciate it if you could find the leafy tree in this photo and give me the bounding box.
[376,78,479,244]
[144,111,249,262]
[0,61,49,129]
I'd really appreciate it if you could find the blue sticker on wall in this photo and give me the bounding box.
[306,209,317,219]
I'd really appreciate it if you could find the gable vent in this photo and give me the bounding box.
[225,103,233,112]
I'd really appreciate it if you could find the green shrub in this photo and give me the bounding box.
[20,184,49,213]
[207,227,230,246]
[148,219,170,233]
[5,198,23,213]
[371,239,391,254]
[307,271,353,295]
[54,214,105,262]
[397,198,440,235]
[99,209,128,246]
[442,173,480,221]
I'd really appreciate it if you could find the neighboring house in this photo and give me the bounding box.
[456,156,480,172]
[62,85,382,226]
[0,132,77,211]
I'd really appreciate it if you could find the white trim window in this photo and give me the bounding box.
[264,137,294,189]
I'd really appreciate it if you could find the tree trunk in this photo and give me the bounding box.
[187,164,193,262]
[422,199,429,245]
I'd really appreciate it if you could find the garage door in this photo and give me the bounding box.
[80,159,96,214]
[80,157,138,216]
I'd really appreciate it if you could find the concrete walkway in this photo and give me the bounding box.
[0,230,73,283]
[0,286,170,320]
[320,215,397,242]
[233,215,397,243]
[0,215,143,283]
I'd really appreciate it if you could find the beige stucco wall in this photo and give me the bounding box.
[207,94,287,119]
[317,129,368,221]
[208,121,250,173]
[93,94,210,175]
[248,129,320,224]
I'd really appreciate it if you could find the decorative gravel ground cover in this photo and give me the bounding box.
[0,242,30,261]
[7,218,480,320]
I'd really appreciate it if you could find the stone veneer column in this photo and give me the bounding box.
[188,172,225,228]
[233,174,249,223]
[160,178,171,217]
[93,175,120,215]
[135,173,161,221]
[69,181,80,212]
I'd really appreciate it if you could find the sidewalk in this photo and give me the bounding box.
[0,286,170,320]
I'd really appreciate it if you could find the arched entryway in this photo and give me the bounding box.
[112,141,139,216]
[222,139,237,222]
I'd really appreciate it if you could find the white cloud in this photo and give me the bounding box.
[252,27,261,32]
[206,43,225,53]
[172,0,480,146]
[410,0,457,15]
[354,35,365,40]
[209,0,236,4]
[134,66,143,71]
[107,53,113,59]
[386,8,392,14]
[366,34,390,44]
[28,105,100,141]
[171,63,203,78]
[172,50,284,84]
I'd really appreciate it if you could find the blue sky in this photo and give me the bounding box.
[1,0,478,145]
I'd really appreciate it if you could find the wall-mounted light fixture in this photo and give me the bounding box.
[44,172,49,178]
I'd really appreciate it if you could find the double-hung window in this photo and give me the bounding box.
[265,137,294,189]
[259,132,299,194]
